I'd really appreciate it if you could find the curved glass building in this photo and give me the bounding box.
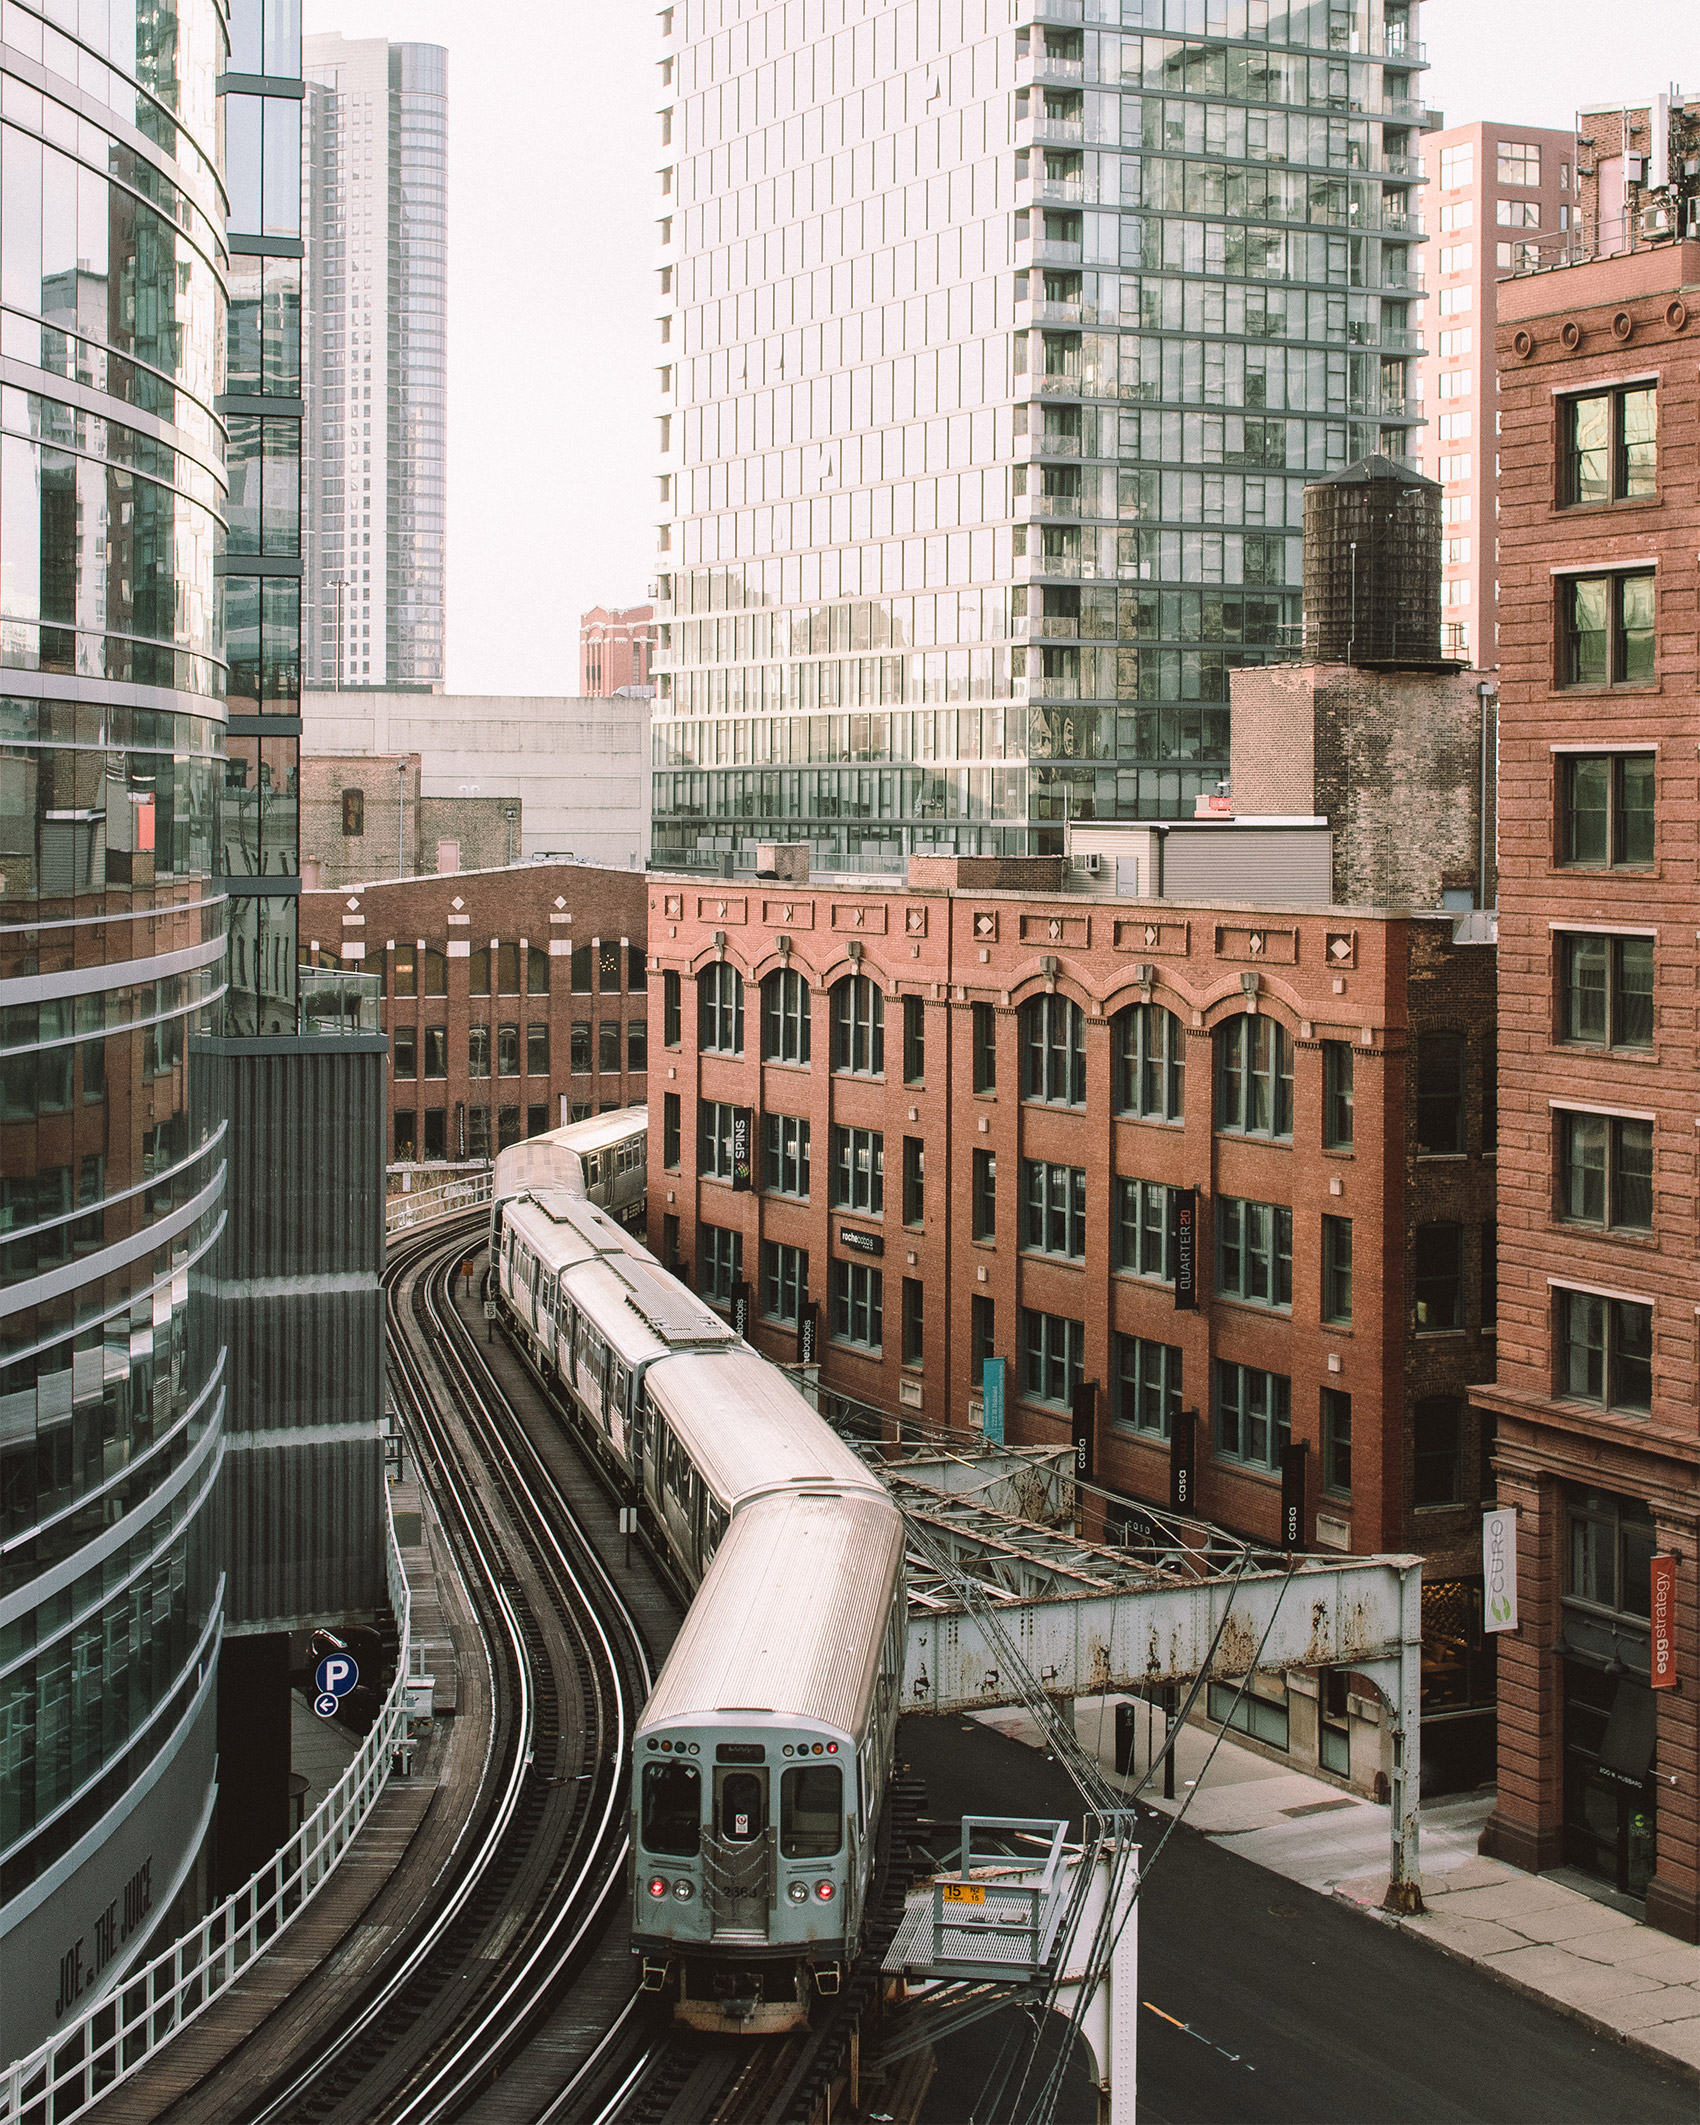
[0,0,230,2054]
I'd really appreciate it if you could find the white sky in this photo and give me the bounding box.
[301,0,1698,696]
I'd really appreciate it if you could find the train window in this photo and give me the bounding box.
[720,1770,765,1842]
[780,1766,842,1857]
[642,1760,701,1856]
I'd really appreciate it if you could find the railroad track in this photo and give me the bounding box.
[221,1214,657,2124]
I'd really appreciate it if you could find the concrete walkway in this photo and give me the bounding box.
[970,1697,1700,2080]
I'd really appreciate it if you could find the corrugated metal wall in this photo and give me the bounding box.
[1160,830,1334,907]
[197,1036,390,1627]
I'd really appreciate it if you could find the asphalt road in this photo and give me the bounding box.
[900,1714,1697,2125]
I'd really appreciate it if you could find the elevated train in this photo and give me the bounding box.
[490,1112,907,2031]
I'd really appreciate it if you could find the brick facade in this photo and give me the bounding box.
[299,753,520,888]
[1476,245,1700,1940]
[1230,663,1496,909]
[651,856,1499,1778]
[580,604,657,696]
[301,863,649,1168]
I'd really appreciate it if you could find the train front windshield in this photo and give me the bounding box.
[642,1760,701,1855]
[780,1765,841,1857]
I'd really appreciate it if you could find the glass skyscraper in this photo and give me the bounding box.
[301,35,448,690]
[652,0,1427,871]
[0,0,230,2052]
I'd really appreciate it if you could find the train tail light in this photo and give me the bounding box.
[647,1876,668,1898]
[815,1880,836,1901]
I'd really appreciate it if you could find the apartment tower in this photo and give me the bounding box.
[302,34,448,689]
[653,0,1430,874]
[1413,121,1572,666]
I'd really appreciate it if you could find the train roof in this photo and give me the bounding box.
[490,1108,648,1203]
[646,1351,885,1510]
[638,1489,905,1738]
[504,1190,650,1271]
[554,1106,647,1154]
[560,1254,736,1366]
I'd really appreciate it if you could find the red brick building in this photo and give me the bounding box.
[1476,244,1700,1940]
[650,849,1500,1785]
[580,605,657,696]
[300,862,649,1168]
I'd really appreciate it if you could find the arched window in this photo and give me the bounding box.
[1113,1002,1185,1120]
[1215,1014,1292,1139]
[527,945,551,995]
[762,968,811,1063]
[1022,994,1085,1106]
[570,943,593,993]
[699,962,745,1054]
[832,976,884,1075]
[468,945,492,996]
[497,942,521,994]
[422,947,448,997]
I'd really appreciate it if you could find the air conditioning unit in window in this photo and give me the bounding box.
[1073,852,1102,876]
[1686,196,1700,239]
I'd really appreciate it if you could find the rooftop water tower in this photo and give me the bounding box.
[1302,455,1449,667]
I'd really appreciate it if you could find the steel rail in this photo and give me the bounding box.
[380,1232,656,2124]
[239,1216,540,2122]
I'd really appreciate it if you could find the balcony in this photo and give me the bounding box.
[1017,52,1084,86]
[1019,298,1085,326]
[1026,117,1085,145]
[1016,0,1085,22]
[1024,175,1085,204]
[1022,492,1084,519]
[300,966,382,1035]
[1029,430,1082,456]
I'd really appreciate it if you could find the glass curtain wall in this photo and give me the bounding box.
[224,0,304,1033]
[0,0,231,2030]
[652,0,1426,871]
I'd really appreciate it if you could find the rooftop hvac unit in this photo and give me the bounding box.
[1638,200,1676,243]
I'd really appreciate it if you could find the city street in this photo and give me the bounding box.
[902,1716,1696,2125]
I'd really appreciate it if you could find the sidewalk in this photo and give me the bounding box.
[970,1697,1700,2080]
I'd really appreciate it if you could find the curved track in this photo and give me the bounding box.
[230,1214,657,2124]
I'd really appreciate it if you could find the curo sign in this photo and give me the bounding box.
[1482,1507,1518,1633]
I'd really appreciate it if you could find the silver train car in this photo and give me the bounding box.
[490,1155,909,2031]
[487,1105,648,1260]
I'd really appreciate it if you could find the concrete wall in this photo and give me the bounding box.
[1229,663,1495,909]
[302,689,650,870]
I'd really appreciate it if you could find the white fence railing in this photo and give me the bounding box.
[386,1169,493,1236]
[1,1493,414,2124]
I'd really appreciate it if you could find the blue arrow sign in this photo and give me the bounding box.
[313,1692,340,1718]
[315,1653,359,1699]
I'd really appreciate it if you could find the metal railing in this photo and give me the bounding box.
[2,1493,414,2124]
[931,1817,1074,1976]
[386,1168,494,1235]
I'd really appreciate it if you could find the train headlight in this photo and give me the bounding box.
[787,1881,809,1904]
[646,1876,668,1898]
[672,1879,695,1901]
[815,1880,836,1902]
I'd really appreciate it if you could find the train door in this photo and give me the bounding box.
[606,1355,629,1457]
[631,1389,651,1499]
[706,1763,772,1939]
